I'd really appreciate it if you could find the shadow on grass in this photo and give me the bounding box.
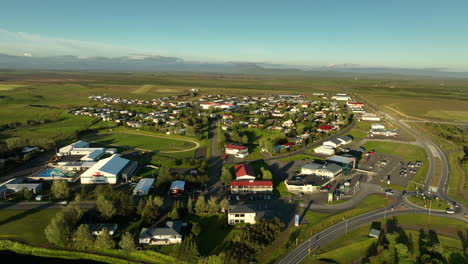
[0,203,56,226]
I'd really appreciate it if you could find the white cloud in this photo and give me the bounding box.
[0,28,141,57]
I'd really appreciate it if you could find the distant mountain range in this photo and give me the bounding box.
[1,53,467,79]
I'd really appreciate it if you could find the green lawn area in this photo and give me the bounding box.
[348,121,371,139]
[185,214,233,255]
[407,195,449,210]
[274,181,292,198]
[0,209,60,246]
[447,151,468,207]
[83,130,198,152]
[277,154,316,162]
[0,84,27,91]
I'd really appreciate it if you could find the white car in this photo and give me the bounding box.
[446,208,455,214]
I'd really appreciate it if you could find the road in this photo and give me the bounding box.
[279,93,467,264]
[0,201,95,210]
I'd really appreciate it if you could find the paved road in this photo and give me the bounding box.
[279,93,467,264]
[206,119,224,196]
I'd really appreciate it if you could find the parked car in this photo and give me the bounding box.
[446,208,455,214]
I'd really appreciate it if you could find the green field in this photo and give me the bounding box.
[407,195,449,210]
[0,209,60,246]
[0,84,27,91]
[277,154,317,162]
[84,131,198,152]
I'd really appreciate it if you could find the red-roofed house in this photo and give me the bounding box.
[234,164,256,180]
[225,145,249,158]
[346,102,364,108]
[230,180,273,194]
[317,125,334,132]
[283,142,295,149]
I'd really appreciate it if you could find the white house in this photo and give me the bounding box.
[314,145,335,156]
[323,139,343,148]
[228,205,257,225]
[282,119,295,127]
[371,123,386,130]
[81,154,134,184]
[225,144,249,158]
[139,221,183,245]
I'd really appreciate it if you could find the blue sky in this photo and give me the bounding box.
[1,0,467,70]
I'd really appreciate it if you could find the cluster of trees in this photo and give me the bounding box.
[72,225,136,251]
[222,218,284,264]
[363,217,467,264]
[188,196,229,214]
[44,200,85,246]
[136,195,164,224]
[156,163,209,190]
[430,123,468,145]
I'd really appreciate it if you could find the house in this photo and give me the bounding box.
[133,178,155,196]
[284,175,332,193]
[225,144,249,158]
[346,102,364,108]
[81,154,138,184]
[283,119,294,127]
[228,205,257,225]
[317,125,334,132]
[301,162,342,178]
[0,178,42,194]
[230,180,273,194]
[87,223,118,236]
[360,113,381,121]
[336,136,352,145]
[323,139,342,148]
[170,180,185,197]
[371,123,386,130]
[139,221,183,245]
[234,164,256,180]
[126,121,142,128]
[314,145,335,155]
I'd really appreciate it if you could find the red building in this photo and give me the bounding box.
[317,125,334,132]
[170,180,185,197]
[234,164,256,180]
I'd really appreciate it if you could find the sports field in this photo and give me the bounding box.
[83,130,199,153]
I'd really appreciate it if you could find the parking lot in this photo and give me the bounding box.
[358,152,422,188]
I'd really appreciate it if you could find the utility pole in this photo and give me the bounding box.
[345,220,348,234]
[429,199,432,216]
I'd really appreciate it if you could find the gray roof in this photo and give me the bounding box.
[339,136,352,142]
[229,205,256,214]
[133,178,155,193]
[327,155,355,165]
[302,162,342,174]
[287,175,330,187]
[139,221,182,238]
[369,228,381,238]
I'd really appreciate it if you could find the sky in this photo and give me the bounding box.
[1,0,468,70]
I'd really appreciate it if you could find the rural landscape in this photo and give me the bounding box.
[0,71,467,264]
[1,1,468,264]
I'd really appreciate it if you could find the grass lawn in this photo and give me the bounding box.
[447,151,468,207]
[407,195,449,210]
[274,181,292,198]
[185,214,233,255]
[0,209,60,246]
[277,154,316,162]
[84,131,197,152]
[0,84,27,91]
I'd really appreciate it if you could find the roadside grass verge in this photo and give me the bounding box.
[406,195,448,210]
[447,151,468,207]
[277,154,315,163]
[0,240,180,264]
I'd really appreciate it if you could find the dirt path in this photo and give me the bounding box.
[384,106,428,121]
[83,131,200,153]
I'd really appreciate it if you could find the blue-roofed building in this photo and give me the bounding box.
[133,178,155,195]
[81,154,137,184]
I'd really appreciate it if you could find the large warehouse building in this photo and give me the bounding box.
[81,154,137,184]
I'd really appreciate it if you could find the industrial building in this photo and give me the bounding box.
[301,162,343,178]
[284,175,331,193]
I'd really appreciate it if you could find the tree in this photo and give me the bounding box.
[141,196,163,222]
[51,180,70,200]
[115,191,135,216]
[172,235,199,263]
[119,232,136,251]
[221,167,232,185]
[195,197,206,213]
[241,135,249,144]
[45,213,71,246]
[169,201,182,220]
[192,223,202,236]
[94,228,115,249]
[73,224,94,250]
[220,198,229,213]
[198,253,225,264]
[260,167,272,180]
[96,195,116,220]
[187,198,195,213]
[207,197,219,213]
[22,187,33,200]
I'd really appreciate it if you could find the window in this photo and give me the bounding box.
[240,214,245,217]
[235,214,240,217]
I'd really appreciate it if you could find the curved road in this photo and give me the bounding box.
[279,94,467,264]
